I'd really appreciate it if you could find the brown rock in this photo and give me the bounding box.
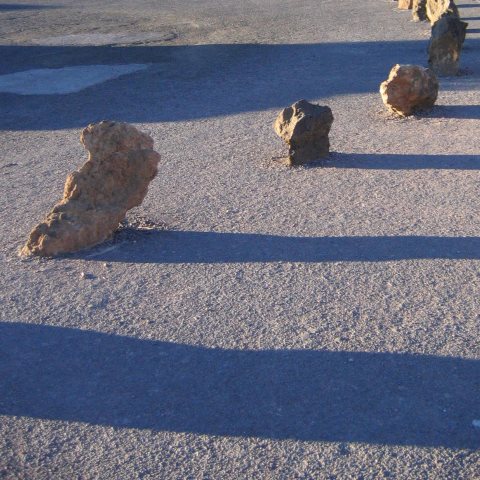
[428,15,468,76]
[398,0,414,9]
[21,121,160,257]
[426,0,459,25]
[274,100,333,166]
[412,0,427,21]
[379,64,439,116]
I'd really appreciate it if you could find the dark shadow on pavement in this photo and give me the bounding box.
[77,232,480,264]
[0,3,58,11]
[2,38,480,131]
[2,35,480,131]
[1,322,478,448]
[0,40,440,130]
[327,152,480,170]
[418,104,480,119]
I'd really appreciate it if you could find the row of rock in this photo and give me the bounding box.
[275,0,469,167]
[21,67,438,257]
[275,62,439,167]
[21,63,441,256]
[20,3,467,257]
[398,0,468,76]
[399,0,457,24]
[21,113,336,256]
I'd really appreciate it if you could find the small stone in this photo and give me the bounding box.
[412,0,427,21]
[274,100,333,166]
[21,121,160,257]
[80,272,95,280]
[428,15,468,76]
[426,0,459,25]
[380,64,439,116]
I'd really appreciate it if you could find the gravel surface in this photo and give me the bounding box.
[1,0,479,478]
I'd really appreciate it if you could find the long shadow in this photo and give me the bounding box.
[2,38,480,131]
[79,232,480,264]
[0,3,58,11]
[0,322,478,448]
[327,152,480,169]
[418,104,480,120]
[0,40,445,130]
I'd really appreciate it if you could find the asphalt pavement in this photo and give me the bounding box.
[0,0,479,478]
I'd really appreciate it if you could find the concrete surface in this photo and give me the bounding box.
[0,0,479,478]
[0,64,149,94]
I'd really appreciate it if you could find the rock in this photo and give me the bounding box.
[412,0,427,21]
[21,121,160,257]
[398,0,413,9]
[428,15,468,76]
[274,100,334,166]
[379,64,439,116]
[426,0,459,25]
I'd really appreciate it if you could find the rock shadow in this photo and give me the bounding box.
[0,3,58,11]
[418,104,480,119]
[1,322,478,449]
[76,232,480,264]
[326,152,480,170]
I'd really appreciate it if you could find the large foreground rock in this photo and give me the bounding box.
[21,121,160,256]
[426,0,459,25]
[412,0,427,21]
[428,15,468,76]
[380,65,439,116]
[274,100,334,166]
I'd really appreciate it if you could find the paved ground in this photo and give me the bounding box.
[1,0,480,478]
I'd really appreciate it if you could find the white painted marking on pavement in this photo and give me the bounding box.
[0,64,148,95]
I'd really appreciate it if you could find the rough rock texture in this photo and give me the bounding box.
[21,121,160,256]
[274,100,334,166]
[426,0,459,25]
[379,64,439,116]
[412,0,427,21]
[428,15,468,76]
[398,0,413,10]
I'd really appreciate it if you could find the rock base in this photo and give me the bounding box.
[274,100,334,166]
[426,0,459,25]
[428,15,468,76]
[380,64,439,116]
[21,121,160,257]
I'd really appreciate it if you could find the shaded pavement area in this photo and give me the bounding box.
[1,322,478,448]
